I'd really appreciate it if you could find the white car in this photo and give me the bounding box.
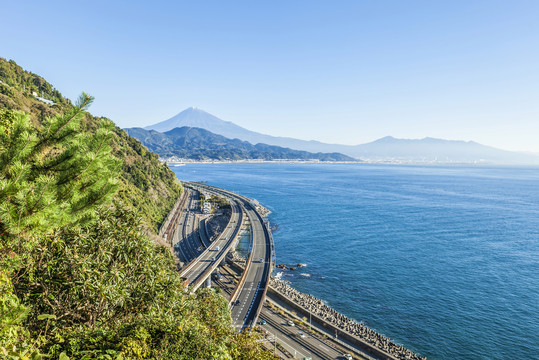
[215,246,220,251]
[343,354,353,360]
[297,331,305,338]
[287,320,294,326]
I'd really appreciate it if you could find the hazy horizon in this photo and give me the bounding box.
[3,1,539,152]
[144,106,539,154]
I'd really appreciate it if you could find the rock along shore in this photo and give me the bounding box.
[228,251,425,360]
[269,278,426,360]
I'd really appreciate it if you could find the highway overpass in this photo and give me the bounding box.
[182,182,274,330]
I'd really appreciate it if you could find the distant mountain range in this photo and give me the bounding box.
[125,126,356,162]
[144,107,539,164]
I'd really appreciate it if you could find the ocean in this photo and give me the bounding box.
[171,163,539,360]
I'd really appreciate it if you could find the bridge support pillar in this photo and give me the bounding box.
[206,276,211,289]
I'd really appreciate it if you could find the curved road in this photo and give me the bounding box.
[179,200,243,289]
[185,182,273,330]
[174,189,204,263]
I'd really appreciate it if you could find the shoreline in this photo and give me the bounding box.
[164,159,539,166]
[190,181,424,359]
[166,159,362,165]
[229,251,425,360]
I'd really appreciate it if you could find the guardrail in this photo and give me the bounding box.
[184,182,274,329]
[189,201,244,291]
[267,287,400,360]
[190,208,243,291]
[248,205,273,326]
[180,190,232,277]
[229,219,254,306]
[178,201,236,278]
[178,186,245,291]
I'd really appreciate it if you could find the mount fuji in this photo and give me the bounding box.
[142,108,539,164]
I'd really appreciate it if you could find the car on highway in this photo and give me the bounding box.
[259,319,266,325]
[287,320,294,326]
[259,257,263,263]
[211,256,216,262]
[215,246,220,251]
[297,331,305,338]
[235,299,240,305]
[343,354,353,360]
[302,357,312,360]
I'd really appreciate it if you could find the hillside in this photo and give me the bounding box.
[147,107,539,164]
[0,59,273,359]
[127,126,357,161]
[0,57,182,232]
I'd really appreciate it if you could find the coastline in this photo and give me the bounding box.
[163,159,538,166]
[229,250,424,360]
[193,179,425,359]
[165,159,362,165]
[171,158,539,360]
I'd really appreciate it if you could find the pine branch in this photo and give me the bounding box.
[54,93,93,135]
[71,180,116,215]
[27,176,53,215]
[37,93,93,153]
[58,129,109,200]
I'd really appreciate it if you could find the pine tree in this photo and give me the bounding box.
[0,93,120,269]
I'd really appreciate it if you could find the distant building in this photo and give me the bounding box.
[36,96,55,105]
[31,91,55,106]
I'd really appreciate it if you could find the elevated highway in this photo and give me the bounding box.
[184,182,274,330]
[170,184,380,359]
[178,199,243,290]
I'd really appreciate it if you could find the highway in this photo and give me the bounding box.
[260,308,345,360]
[229,203,271,330]
[179,199,243,289]
[170,183,368,359]
[184,182,273,330]
[214,265,360,360]
[173,189,204,263]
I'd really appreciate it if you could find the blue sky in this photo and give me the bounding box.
[3,1,539,151]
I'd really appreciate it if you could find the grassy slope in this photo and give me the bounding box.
[0,58,274,359]
[0,57,181,233]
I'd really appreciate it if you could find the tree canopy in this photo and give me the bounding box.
[0,59,274,359]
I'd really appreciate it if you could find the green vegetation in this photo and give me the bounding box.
[0,57,182,233]
[126,126,357,162]
[0,59,273,359]
[0,95,118,263]
[210,195,231,210]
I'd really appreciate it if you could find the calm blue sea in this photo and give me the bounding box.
[172,163,539,360]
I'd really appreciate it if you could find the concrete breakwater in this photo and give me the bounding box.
[228,252,424,360]
[269,278,426,360]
